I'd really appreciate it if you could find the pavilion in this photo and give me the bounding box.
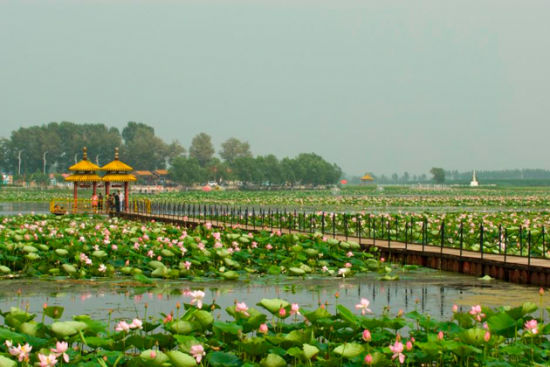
[360,173,374,185]
[64,147,102,211]
[101,147,136,210]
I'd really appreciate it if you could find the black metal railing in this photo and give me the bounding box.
[124,200,549,264]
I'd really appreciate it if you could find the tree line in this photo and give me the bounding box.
[0,122,342,187]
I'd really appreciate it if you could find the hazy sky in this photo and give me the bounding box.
[1,0,549,176]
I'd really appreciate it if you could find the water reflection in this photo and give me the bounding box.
[0,202,50,215]
[0,269,544,322]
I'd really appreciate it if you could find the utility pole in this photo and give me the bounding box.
[17,150,23,176]
[43,151,48,174]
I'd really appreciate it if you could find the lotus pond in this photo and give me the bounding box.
[0,215,549,366]
[0,282,548,366]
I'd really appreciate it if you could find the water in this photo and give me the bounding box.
[0,202,50,215]
[1,268,545,323]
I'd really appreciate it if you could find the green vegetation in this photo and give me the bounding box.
[0,215,379,280]
[0,292,548,366]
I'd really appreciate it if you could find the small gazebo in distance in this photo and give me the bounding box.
[64,147,102,212]
[360,173,375,185]
[101,147,136,210]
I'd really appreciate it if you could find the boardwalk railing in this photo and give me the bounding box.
[125,200,549,265]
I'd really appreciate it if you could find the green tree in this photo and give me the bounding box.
[219,138,252,163]
[189,133,215,167]
[121,122,184,170]
[430,167,445,184]
[230,156,260,185]
[169,157,205,186]
[256,154,283,185]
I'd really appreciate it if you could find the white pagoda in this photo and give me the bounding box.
[470,170,479,187]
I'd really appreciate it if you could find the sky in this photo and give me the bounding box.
[1,0,549,177]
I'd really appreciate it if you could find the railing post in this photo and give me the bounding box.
[245,208,248,228]
[410,217,414,244]
[422,218,428,252]
[459,222,464,257]
[440,221,445,256]
[309,213,313,233]
[372,216,376,246]
[519,226,523,256]
[480,224,484,260]
[357,214,362,244]
[405,221,408,250]
[543,226,547,259]
[344,214,348,240]
[504,228,508,263]
[321,212,325,235]
[498,225,502,254]
[528,231,532,267]
[332,213,336,238]
[387,220,391,249]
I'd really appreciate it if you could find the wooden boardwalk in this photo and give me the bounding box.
[120,211,550,286]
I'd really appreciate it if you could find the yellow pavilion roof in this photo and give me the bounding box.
[101,148,133,172]
[65,173,103,182]
[102,173,137,182]
[361,174,374,181]
[69,147,100,172]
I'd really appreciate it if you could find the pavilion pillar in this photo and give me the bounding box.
[73,182,78,212]
[124,182,129,211]
[105,182,110,195]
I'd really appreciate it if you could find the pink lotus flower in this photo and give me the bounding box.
[406,340,413,351]
[150,350,157,359]
[130,318,143,329]
[364,354,373,364]
[469,305,485,322]
[183,261,192,270]
[38,353,58,367]
[235,302,250,316]
[98,264,106,272]
[389,340,405,364]
[259,323,268,334]
[355,298,372,315]
[266,244,273,250]
[51,341,69,362]
[484,331,491,342]
[115,321,130,332]
[290,303,300,316]
[525,319,538,334]
[9,342,32,362]
[205,222,212,230]
[452,304,458,313]
[190,344,205,363]
[279,307,287,317]
[189,290,205,309]
[437,331,444,340]
[362,329,372,342]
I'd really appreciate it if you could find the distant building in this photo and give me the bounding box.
[1,174,13,185]
[470,170,479,187]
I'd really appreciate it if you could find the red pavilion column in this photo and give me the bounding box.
[124,182,129,211]
[73,182,78,212]
[105,182,110,195]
